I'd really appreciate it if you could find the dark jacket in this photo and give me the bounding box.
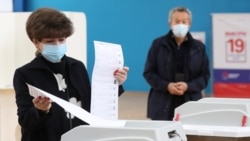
[143,31,210,120]
[13,55,124,141]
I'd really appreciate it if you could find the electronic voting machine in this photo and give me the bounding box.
[174,97,250,141]
[61,120,187,141]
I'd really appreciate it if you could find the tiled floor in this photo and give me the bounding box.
[118,91,149,120]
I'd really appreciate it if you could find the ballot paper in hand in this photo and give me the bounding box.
[91,41,124,120]
[27,83,126,127]
[27,83,47,99]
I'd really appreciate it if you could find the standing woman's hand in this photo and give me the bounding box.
[114,66,129,85]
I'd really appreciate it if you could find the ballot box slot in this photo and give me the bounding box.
[168,130,183,140]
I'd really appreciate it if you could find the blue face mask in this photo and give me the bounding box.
[41,43,67,63]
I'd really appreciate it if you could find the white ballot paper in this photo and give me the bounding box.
[91,40,124,120]
[27,83,126,127]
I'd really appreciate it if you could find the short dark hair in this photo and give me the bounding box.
[26,7,74,41]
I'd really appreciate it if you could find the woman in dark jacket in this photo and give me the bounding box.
[13,7,128,141]
[143,6,210,120]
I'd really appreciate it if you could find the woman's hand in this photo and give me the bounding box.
[114,66,129,85]
[32,96,51,113]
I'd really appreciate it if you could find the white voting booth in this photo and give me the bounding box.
[0,11,87,89]
[61,120,187,141]
[174,97,250,141]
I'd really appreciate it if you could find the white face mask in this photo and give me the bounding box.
[172,24,189,38]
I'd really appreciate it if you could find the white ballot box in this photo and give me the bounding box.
[174,97,250,141]
[61,120,187,141]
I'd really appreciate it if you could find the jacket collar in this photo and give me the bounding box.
[161,30,194,47]
[166,30,194,42]
[27,55,77,70]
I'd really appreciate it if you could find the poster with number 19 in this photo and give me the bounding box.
[212,13,250,98]
[213,14,250,69]
[225,31,247,63]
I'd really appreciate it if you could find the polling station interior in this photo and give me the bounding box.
[1,0,250,141]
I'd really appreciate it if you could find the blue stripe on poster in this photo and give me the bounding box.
[214,69,250,83]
